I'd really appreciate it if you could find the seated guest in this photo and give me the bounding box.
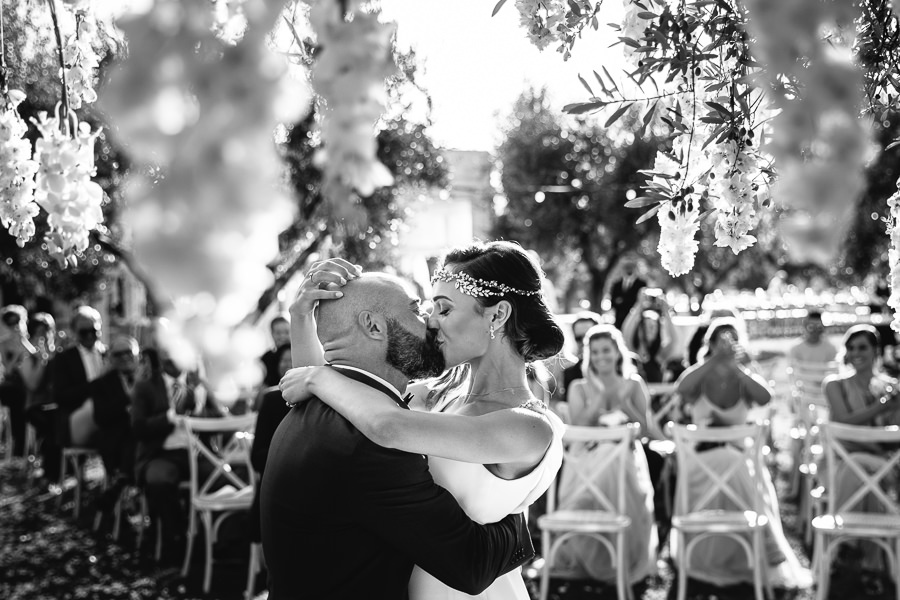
[824,325,900,580]
[552,312,602,416]
[1,305,34,458]
[553,325,658,585]
[249,343,292,544]
[673,318,810,590]
[622,288,677,383]
[132,345,221,558]
[789,310,837,367]
[91,336,141,505]
[259,315,290,388]
[21,313,61,481]
[53,306,106,448]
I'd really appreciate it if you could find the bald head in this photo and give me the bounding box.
[316,272,416,346]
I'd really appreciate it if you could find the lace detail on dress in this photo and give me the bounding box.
[518,398,547,413]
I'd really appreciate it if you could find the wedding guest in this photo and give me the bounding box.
[132,345,220,560]
[0,305,33,457]
[21,313,61,480]
[249,343,292,544]
[673,318,811,590]
[789,310,837,366]
[558,312,602,403]
[91,335,141,507]
[823,325,900,585]
[260,315,291,387]
[608,256,646,330]
[53,306,105,448]
[554,324,659,585]
[622,288,677,383]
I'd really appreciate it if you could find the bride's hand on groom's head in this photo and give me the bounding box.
[291,259,362,317]
[279,366,320,405]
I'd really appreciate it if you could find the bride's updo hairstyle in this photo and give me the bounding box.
[440,240,565,362]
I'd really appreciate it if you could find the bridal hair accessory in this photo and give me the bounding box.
[431,267,541,298]
[489,325,496,340]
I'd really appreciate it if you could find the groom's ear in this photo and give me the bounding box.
[358,311,387,341]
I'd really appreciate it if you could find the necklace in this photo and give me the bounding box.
[466,385,531,399]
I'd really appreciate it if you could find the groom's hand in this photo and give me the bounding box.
[280,366,319,406]
[291,258,362,317]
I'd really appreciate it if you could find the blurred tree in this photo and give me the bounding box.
[493,87,658,311]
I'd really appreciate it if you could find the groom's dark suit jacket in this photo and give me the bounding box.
[261,367,534,600]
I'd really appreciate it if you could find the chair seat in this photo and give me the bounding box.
[538,509,631,533]
[812,513,900,536]
[193,485,254,511]
[673,510,768,533]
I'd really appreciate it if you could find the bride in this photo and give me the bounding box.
[280,240,566,600]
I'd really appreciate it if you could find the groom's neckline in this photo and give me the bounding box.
[329,365,409,409]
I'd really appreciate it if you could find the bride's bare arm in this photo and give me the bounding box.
[288,259,361,368]
[282,366,553,465]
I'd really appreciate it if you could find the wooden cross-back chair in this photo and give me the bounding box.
[811,422,900,600]
[180,414,258,596]
[537,424,636,600]
[671,423,770,600]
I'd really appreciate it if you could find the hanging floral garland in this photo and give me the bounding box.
[0,90,39,248]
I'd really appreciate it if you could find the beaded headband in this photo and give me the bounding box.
[431,267,541,298]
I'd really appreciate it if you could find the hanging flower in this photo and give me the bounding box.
[657,196,701,277]
[886,182,900,333]
[31,108,104,267]
[514,0,566,51]
[309,0,396,203]
[62,12,101,110]
[0,91,39,248]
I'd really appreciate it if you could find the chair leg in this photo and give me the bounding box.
[73,456,83,519]
[181,508,196,576]
[616,531,629,600]
[815,536,829,600]
[202,511,215,593]
[57,451,67,510]
[246,542,260,600]
[154,518,163,562]
[676,530,688,600]
[539,531,551,600]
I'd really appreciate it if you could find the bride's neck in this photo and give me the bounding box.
[465,344,530,406]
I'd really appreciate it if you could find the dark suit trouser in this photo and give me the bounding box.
[26,405,61,480]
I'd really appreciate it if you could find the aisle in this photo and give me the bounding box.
[0,460,256,600]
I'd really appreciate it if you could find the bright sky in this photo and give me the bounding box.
[380,0,626,152]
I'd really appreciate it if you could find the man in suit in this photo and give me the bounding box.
[132,343,218,560]
[260,315,291,387]
[609,255,647,330]
[90,336,140,504]
[263,273,533,599]
[52,305,105,448]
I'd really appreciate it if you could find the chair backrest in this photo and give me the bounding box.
[548,424,635,516]
[821,422,900,517]
[788,360,839,408]
[182,414,258,498]
[672,422,767,516]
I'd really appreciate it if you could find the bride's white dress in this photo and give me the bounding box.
[408,403,566,600]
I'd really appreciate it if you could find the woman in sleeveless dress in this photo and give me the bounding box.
[673,318,811,589]
[823,325,900,582]
[553,324,658,585]
[281,241,566,600]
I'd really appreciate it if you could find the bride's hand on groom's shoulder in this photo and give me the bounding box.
[291,259,362,317]
[279,366,322,405]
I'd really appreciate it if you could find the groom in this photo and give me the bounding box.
[261,272,534,599]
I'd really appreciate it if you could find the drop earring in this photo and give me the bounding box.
[489,325,496,340]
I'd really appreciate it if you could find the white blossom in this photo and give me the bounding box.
[0,93,39,248]
[657,197,700,277]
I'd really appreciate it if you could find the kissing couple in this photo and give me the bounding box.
[261,240,566,599]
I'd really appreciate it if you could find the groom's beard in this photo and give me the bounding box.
[385,318,446,380]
